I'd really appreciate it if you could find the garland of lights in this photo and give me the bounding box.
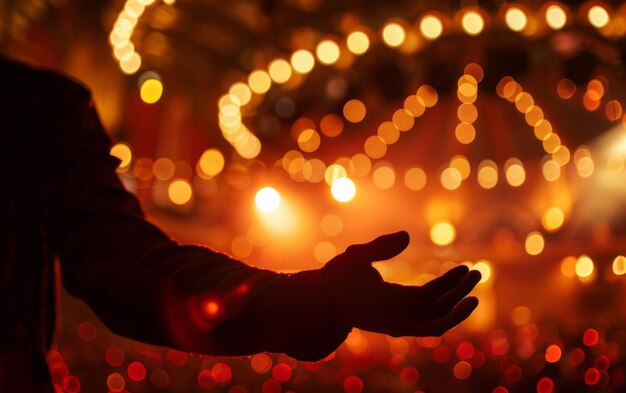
[107,0,626,269]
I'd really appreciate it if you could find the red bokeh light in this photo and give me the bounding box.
[536,377,554,393]
[50,362,69,383]
[197,369,216,390]
[585,367,600,385]
[492,386,508,393]
[212,362,233,384]
[229,386,247,393]
[433,346,450,363]
[568,348,585,365]
[272,363,292,382]
[595,355,610,371]
[583,328,599,346]
[62,375,80,393]
[201,299,222,319]
[127,361,147,382]
[545,344,562,363]
[77,321,97,342]
[343,375,364,393]
[106,373,125,392]
[262,378,281,393]
[457,341,475,360]
[400,366,419,385]
[105,348,125,367]
[166,349,188,368]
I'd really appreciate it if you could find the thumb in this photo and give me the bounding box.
[330,231,410,269]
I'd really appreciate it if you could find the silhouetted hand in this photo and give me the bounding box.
[181,231,481,361]
[265,231,481,360]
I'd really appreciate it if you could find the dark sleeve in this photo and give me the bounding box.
[38,77,350,360]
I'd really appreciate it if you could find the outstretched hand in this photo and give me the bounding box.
[319,231,481,338]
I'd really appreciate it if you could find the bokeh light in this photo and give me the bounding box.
[420,15,443,40]
[139,77,163,104]
[505,7,527,32]
[331,177,356,202]
[525,232,544,256]
[346,31,370,55]
[545,5,567,30]
[430,221,456,246]
[575,255,594,278]
[382,22,406,47]
[168,179,193,205]
[461,11,485,36]
[588,5,609,28]
[255,187,281,212]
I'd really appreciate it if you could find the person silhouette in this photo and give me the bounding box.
[0,55,480,392]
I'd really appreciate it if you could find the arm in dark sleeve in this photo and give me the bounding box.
[39,78,350,360]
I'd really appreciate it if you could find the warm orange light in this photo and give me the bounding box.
[420,15,443,40]
[316,40,340,65]
[168,179,193,205]
[613,256,626,275]
[255,187,281,212]
[110,142,132,169]
[575,255,594,278]
[343,99,367,123]
[430,221,456,246]
[291,50,315,74]
[382,22,406,47]
[505,7,527,32]
[461,11,485,36]
[346,31,370,55]
[198,148,225,177]
[511,306,531,325]
[331,177,356,202]
[546,5,567,30]
[588,5,609,28]
[525,231,544,256]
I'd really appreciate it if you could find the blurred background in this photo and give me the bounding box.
[2,0,626,392]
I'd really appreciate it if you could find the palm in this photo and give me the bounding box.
[320,231,481,337]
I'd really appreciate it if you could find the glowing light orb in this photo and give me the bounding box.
[545,5,567,30]
[613,255,626,275]
[291,50,315,74]
[525,231,544,255]
[110,142,132,168]
[268,59,292,84]
[331,177,356,202]
[346,31,370,55]
[505,7,527,32]
[140,78,163,104]
[316,40,340,65]
[168,179,193,205]
[575,256,594,278]
[472,260,491,283]
[588,5,609,28]
[248,70,272,94]
[461,11,485,36]
[420,15,443,40]
[255,187,281,212]
[543,207,565,231]
[430,221,456,246]
[197,148,225,177]
[382,22,406,47]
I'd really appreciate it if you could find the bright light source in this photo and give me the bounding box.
[472,260,491,283]
[588,5,609,28]
[291,50,315,74]
[140,78,163,104]
[420,15,443,40]
[505,7,527,32]
[255,187,281,212]
[461,11,485,36]
[382,22,406,47]
[430,221,456,246]
[168,179,193,205]
[346,31,370,55]
[316,40,340,65]
[545,5,567,30]
[525,232,544,255]
[575,255,594,278]
[110,142,132,168]
[331,177,356,202]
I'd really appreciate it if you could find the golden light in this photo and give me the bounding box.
[455,122,476,144]
[419,15,443,40]
[139,78,163,104]
[576,156,594,177]
[153,157,175,181]
[248,70,272,94]
[297,129,321,152]
[120,52,141,74]
[511,306,531,326]
[542,159,561,181]
[331,177,356,202]
[560,256,577,278]
[505,7,528,32]
[430,221,456,246]
[417,85,439,107]
[461,11,485,36]
[168,179,193,205]
[543,207,565,231]
[378,121,400,144]
[575,255,594,278]
[290,49,315,74]
[504,158,525,187]
[349,154,372,177]
[525,231,545,256]
[372,165,395,190]
[450,155,471,179]
[363,135,387,159]
[545,5,567,30]
[477,160,498,189]
[346,31,370,55]
[588,5,610,28]
[268,59,292,84]
[381,22,406,47]
[229,82,252,106]
[613,255,626,275]
[324,164,348,185]
[110,142,132,169]
[404,167,427,191]
[545,344,562,363]
[472,260,491,283]
[343,99,367,123]
[440,167,462,190]
[255,187,281,212]
[198,148,225,177]
[316,40,340,65]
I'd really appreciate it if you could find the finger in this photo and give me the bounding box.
[433,270,482,311]
[390,296,479,337]
[421,265,470,297]
[342,231,410,265]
